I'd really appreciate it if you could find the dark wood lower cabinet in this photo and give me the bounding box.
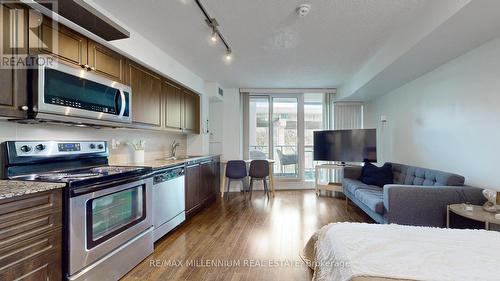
[0,189,62,281]
[185,163,201,215]
[185,157,220,218]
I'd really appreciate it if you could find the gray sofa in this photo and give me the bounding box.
[343,163,485,227]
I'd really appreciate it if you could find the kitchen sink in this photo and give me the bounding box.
[159,155,201,161]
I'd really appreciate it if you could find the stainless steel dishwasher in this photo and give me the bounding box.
[152,165,186,242]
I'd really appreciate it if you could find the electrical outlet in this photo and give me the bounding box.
[111,139,121,149]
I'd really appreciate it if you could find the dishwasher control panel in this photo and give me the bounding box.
[153,167,185,184]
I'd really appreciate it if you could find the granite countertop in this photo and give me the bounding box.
[0,180,66,200]
[110,155,220,170]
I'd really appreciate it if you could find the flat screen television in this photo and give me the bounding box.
[313,129,377,162]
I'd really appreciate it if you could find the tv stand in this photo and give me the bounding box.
[315,163,345,196]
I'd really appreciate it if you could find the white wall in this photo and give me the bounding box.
[208,88,243,159]
[220,88,243,160]
[0,121,187,164]
[364,36,500,190]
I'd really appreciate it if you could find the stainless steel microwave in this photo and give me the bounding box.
[31,56,132,126]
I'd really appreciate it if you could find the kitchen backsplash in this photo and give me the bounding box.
[0,121,187,164]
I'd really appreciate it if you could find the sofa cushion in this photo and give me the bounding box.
[361,162,394,187]
[343,178,381,195]
[390,163,465,186]
[354,188,385,214]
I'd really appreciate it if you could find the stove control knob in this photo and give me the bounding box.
[35,144,46,151]
[97,144,104,150]
[90,144,96,149]
[20,145,32,153]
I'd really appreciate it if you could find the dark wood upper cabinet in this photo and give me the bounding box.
[30,16,88,67]
[183,90,199,133]
[128,63,162,127]
[0,4,28,118]
[162,81,182,130]
[88,40,124,82]
[1,5,202,131]
[30,16,126,83]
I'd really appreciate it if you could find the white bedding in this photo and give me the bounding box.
[304,223,500,281]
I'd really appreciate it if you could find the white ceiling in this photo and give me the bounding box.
[91,0,433,89]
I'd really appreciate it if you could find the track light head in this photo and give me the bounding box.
[210,29,218,42]
[224,49,232,61]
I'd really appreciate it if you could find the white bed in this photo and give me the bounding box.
[301,223,500,281]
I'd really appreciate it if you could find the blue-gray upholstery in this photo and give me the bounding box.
[391,163,465,186]
[355,188,385,214]
[343,163,485,227]
[226,160,247,179]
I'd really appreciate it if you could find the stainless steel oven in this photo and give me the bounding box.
[68,176,153,281]
[33,55,132,126]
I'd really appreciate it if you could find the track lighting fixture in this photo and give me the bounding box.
[210,28,218,42]
[195,0,233,62]
[224,49,232,61]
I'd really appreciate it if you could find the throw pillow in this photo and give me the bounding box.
[360,162,394,187]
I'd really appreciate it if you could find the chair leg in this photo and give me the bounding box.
[241,179,246,199]
[263,179,269,199]
[249,178,254,199]
[226,178,231,199]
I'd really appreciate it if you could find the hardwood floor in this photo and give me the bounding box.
[123,190,371,281]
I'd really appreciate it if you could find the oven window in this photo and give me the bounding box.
[86,185,145,248]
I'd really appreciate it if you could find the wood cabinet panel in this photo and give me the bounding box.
[128,63,162,126]
[31,16,87,67]
[0,189,62,281]
[200,161,214,201]
[212,158,221,196]
[183,91,198,132]
[163,82,182,130]
[0,4,28,118]
[88,40,124,82]
[185,164,200,214]
[185,158,219,218]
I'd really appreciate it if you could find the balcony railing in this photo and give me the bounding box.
[249,145,318,180]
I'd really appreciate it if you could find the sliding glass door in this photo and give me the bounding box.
[247,93,326,181]
[304,94,326,181]
[272,97,299,178]
[248,97,270,159]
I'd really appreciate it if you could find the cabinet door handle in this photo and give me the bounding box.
[20,105,29,111]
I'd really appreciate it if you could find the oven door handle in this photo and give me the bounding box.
[70,173,152,197]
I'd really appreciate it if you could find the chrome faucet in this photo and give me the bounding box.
[171,140,180,158]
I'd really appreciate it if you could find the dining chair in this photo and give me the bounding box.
[249,160,270,199]
[225,160,248,198]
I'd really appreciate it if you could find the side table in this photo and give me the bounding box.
[447,204,500,230]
